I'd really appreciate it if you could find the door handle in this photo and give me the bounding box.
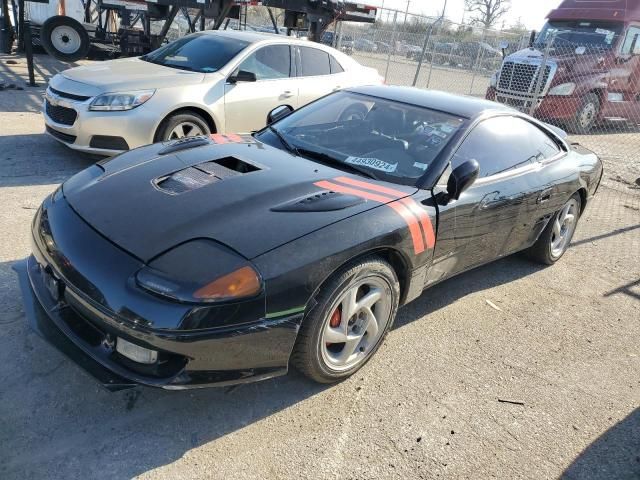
[537,188,553,204]
[281,90,294,98]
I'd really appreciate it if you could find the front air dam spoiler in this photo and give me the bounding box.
[13,259,137,392]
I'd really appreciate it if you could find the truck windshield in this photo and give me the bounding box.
[534,21,622,50]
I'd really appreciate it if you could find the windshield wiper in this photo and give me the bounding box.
[269,125,299,156]
[296,147,379,180]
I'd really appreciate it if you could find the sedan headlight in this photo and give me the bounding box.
[135,239,263,303]
[89,90,155,111]
[548,82,576,96]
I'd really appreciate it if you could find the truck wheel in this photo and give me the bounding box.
[41,16,90,62]
[569,93,599,134]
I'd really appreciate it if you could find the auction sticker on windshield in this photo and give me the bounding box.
[345,156,398,173]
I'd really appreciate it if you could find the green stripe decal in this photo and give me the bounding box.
[265,306,306,319]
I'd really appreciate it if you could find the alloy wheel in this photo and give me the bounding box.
[168,122,205,140]
[550,199,579,258]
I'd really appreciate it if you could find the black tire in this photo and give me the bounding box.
[568,93,599,134]
[41,16,90,62]
[526,193,582,265]
[338,103,369,122]
[291,257,400,383]
[155,111,211,142]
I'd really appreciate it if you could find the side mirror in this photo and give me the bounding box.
[228,70,257,83]
[447,159,479,201]
[498,40,509,50]
[267,105,293,125]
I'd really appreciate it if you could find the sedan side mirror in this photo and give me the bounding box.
[228,70,257,83]
[267,105,294,125]
[447,159,479,201]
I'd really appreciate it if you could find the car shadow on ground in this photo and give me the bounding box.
[561,408,640,480]
[1,254,548,478]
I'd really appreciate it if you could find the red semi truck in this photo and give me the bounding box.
[486,0,640,133]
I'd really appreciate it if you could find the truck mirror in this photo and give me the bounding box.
[498,41,509,50]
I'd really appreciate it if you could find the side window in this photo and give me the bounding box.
[330,55,344,74]
[452,116,561,178]
[237,45,291,80]
[621,27,640,55]
[299,47,331,76]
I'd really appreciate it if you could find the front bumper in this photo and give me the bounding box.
[43,94,159,156]
[16,193,303,391]
[16,254,302,391]
[487,87,582,121]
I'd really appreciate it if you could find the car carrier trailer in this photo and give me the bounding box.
[0,0,376,61]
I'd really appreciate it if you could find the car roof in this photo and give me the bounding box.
[345,85,513,119]
[198,29,308,46]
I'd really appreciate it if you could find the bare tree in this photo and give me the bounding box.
[464,0,511,29]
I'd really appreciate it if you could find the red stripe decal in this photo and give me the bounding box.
[399,198,436,249]
[314,180,427,255]
[314,180,394,203]
[387,201,425,254]
[225,133,243,143]
[334,176,408,198]
[210,134,228,144]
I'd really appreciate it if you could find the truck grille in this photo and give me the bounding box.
[497,61,553,95]
[45,100,78,126]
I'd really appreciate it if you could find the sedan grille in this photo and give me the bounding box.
[45,100,78,126]
[497,61,552,95]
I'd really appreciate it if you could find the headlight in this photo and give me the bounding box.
[548,82,576,96]
[135,239,263,303]
[89,89,155,111]
[490,71,499,88]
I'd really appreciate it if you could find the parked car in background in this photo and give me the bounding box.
[321,31,354,55]
[43,30,383,155]
[405,44,423,60]
[354,38,377,52]
[375,41,391,53]
[20,86,602,389]
[487,0,640,133]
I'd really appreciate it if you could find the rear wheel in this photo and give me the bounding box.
[568,93,599,134]
[41,16,90,62]
[155,111,211,142]
[291,257,399,383]
[527,194,581,264]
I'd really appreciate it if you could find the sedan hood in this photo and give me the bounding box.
[63,138,416,262]
[54,57,206,94]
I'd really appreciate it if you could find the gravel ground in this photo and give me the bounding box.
[0,53,639,480]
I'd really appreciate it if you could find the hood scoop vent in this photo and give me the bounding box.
[272,190,365,212]
[154,156,261,195]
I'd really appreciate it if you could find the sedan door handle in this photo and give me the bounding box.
[281,91,294,98]
[537,188,553,204]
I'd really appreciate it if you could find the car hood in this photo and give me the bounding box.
[62,138,416,262]
[53,57,207,95]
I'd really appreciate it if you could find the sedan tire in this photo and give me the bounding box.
[291,257,399,383]
[155,111,211,142]
[527,193,581,265]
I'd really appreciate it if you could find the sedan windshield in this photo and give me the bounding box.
[258,91,465,186]
[141,33,250,73]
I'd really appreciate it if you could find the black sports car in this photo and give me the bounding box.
[16,86,603,390]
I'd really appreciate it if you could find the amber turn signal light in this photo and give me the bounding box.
[193,266,262,301]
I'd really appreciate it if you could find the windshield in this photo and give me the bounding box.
[141,33,250,73]
[534,21,622,50]
[256,91,465,186]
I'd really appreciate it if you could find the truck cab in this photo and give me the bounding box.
[486,0,640,133]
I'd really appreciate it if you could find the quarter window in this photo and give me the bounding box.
[237,45,291,80]
[330,55,344,74]
[621,27,640,55]
[452,116,561,177]
[299,47,331,76]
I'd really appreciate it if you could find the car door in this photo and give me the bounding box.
[607,25,640,122]
[224,44,299,133]
[427,116,546,281]
[295,46,345,108]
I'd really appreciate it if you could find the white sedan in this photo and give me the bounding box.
[43,30,383,155]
